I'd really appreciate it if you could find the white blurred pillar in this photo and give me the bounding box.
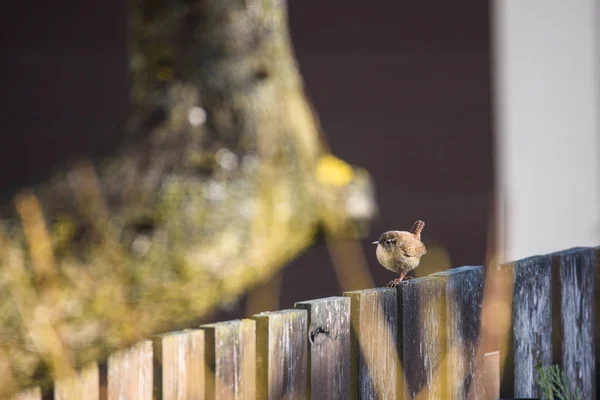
[492,0,600,260]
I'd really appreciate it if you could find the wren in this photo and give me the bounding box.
[372,220,427,288]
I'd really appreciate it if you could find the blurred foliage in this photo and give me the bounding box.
[0,0,376,396]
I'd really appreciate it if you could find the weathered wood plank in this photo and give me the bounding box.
[155,330,205,400]
[254,310,307,400]
[398,276,446,399]
[107,340,153,400]
[295,296,351,400]
[202,319,255,400]
[54,364,99,400]
[596,246,600,399]
[344,288,398,400]
[432,265,484,399]
[11,388,41,400]
[500,255,552,399]
[552,247,596,399]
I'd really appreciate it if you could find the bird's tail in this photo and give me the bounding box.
[410,220,425,240]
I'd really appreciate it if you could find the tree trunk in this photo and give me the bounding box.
[0,0,375,396]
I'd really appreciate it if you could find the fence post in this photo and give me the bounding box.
[398,276,446,399]
[432,265,484,398]
[107,340,153,400]
[500,255,553,398]
[254,310,308,400]
[551,247,597,399]
[155,330,205,400]
[344,288,399,400]
[295,296,351,400]
[202,319,256,400]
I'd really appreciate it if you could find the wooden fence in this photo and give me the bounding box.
[12,246,599,399]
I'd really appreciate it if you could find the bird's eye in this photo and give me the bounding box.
[386,239,392,244]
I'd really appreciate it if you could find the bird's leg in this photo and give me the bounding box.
[386,272,407,288]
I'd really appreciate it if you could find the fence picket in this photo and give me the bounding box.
[432,265,484,399]
[295,296,351,400]
[551,248,597,399]
[254,310,307,400]
[500,255,553,398]
[398,276,446,399]
[107,340,153,400]
[202,319,256,399]
[156,330,205,400]
[344,288,399,400]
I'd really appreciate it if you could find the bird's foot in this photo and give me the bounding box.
[386,277,403,288]
[386,279,399,288]
[386,274,413,288]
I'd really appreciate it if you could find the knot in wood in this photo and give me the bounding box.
[309,326,329,344]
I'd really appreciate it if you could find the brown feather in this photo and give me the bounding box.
[410,220,425,240]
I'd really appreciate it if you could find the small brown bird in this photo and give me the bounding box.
[372,220,427,288]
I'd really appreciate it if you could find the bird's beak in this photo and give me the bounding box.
[372,241,379,245]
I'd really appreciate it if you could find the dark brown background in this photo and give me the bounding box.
[0,1,493,315]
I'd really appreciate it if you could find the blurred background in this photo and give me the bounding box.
[1,0,598,319]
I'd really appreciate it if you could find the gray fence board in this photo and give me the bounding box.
[254,310,307,400]
[433,265,484,399]
[295,297,351,400]
[501,255,553,398]
[202,319,256,400]
[345,288,399,400]
[552,248,596,399]
[156,330,205,400]
[398,276,446,399]
[107,340,153,400]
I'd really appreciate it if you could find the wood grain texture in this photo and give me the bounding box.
[295,296,351,400]
[344,288,398,400]
[398,276,446,399]
[432,266,484,399]
[202,319,256,400]
[596,246,600,399]
[254,310,307,400]
[157,330,205,400]
[501,255,552,399]
[552,248,596,399]
[54,363,99,400]
[107,340,153,400]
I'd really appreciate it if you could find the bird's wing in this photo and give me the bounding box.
[402,241,427,258]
